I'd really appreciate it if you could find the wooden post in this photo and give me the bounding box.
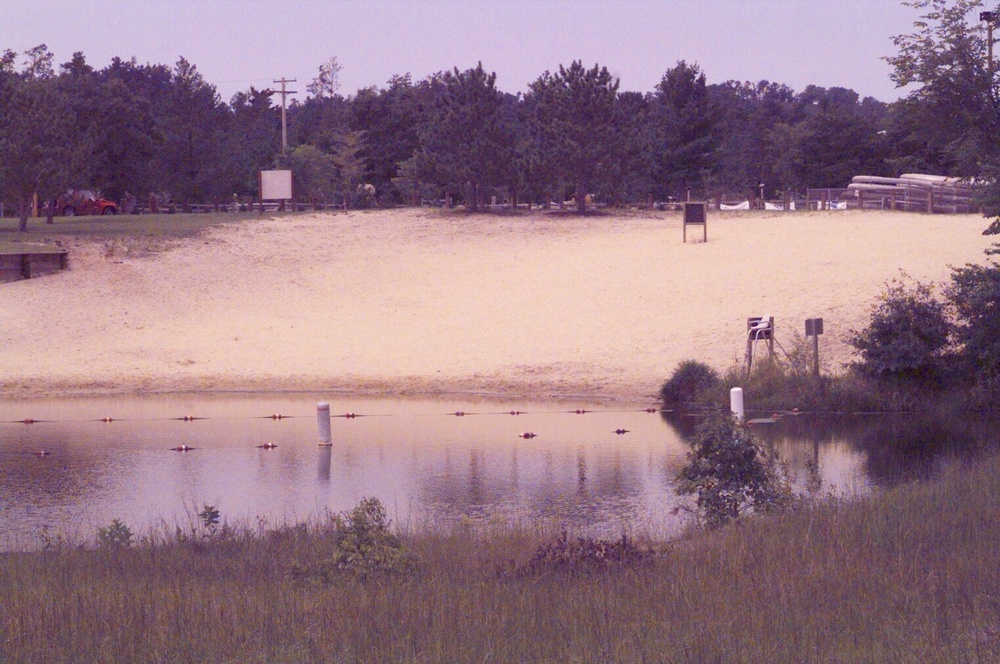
[927,189,934,214]
[805,318,824,376]
[812,333,820,376]
[857,189,864,210]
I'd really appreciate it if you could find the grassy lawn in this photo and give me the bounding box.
[0,211,278,250]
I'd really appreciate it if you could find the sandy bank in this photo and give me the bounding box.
[0,208,991,402]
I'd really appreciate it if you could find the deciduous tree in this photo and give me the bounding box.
[0,47,87,230]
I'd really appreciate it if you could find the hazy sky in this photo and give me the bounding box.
[4,0,923,104]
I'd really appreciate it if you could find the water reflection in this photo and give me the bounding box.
[3,393,984,551]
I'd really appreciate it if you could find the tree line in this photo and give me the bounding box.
[2,1,998,225]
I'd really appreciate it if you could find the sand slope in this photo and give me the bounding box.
[0,209,991,401]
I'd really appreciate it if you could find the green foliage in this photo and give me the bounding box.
[659,359,720,409]
[676,411,789,529]
[946,246,1000,382]
[653,61,721,199]
[284,144,338,203]
[885,0,996,178]
[847,274,953,383]
[415,63,514,210]
[96,518,134,550]
[527,61,622,212]
[0,65,88,229]
[323,497,416,580]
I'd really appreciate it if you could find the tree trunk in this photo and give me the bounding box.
[466,180,478,212]
[576,179,586,214]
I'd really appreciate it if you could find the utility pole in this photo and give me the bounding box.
[982,12,997,79]
[272,77,297,154]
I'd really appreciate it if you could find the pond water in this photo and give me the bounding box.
[0,394,985,550]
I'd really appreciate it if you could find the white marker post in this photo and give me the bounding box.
[730,387,745,423]
[317,402,332,445]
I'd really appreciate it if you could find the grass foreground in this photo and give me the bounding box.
[1,452,998,662]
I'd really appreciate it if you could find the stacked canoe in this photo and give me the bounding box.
[847,174,977,213]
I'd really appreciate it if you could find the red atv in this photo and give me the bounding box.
[57,190,118,216]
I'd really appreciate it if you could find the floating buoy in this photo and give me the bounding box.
[614,429,630,435]
[257,442,278,449]
[171,445,194,452]
[645,407,658,413]
[509,410,521,416]
[344,412,357,419]
[518,432,537,439]
[270,414,284,420]
[21,418,35,425]
[454,411,465,417]
[574,409,588,415]
[181,415,197,422]
[101,417,114,423]
[34,450,51,456]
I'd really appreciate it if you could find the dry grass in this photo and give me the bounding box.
[1,452,998,662]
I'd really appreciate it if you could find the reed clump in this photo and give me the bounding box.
[1,453,998,662]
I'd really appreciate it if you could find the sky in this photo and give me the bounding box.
[3,0,923,105]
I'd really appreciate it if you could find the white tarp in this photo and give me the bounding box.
[720,201,750,210]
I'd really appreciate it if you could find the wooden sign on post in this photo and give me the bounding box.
[805,317,824,376]
[259,170,294,215]
[683,202,707,243]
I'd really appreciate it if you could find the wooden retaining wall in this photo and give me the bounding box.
[0,251,68,283]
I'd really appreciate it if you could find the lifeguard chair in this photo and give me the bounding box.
[743,315,774,374]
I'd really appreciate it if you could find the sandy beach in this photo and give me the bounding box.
[0,208,991,402]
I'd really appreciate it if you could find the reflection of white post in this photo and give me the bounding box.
[317,402,332,445]
[730,388,745,423]
[317,446,332,480]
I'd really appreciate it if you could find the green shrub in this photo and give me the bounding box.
[675,411,789,529]
[847,274,953,384]
[96,518,134,550]
[659,359,720,409]
[947,246,1000,383]
[320,498,417,580]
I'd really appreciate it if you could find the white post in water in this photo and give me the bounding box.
[317,402,332,445]
[730,387,745,423]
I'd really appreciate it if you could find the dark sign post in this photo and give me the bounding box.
[683,202,707,243]
[805,317,824,376]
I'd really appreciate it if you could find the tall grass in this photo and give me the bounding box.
[1,452,998,662]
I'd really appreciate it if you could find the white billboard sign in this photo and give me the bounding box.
[260,170,293,200]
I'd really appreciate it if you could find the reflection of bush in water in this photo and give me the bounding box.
[855,415,997,485]
[664,411,1000,487]
[659,410,701,442]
